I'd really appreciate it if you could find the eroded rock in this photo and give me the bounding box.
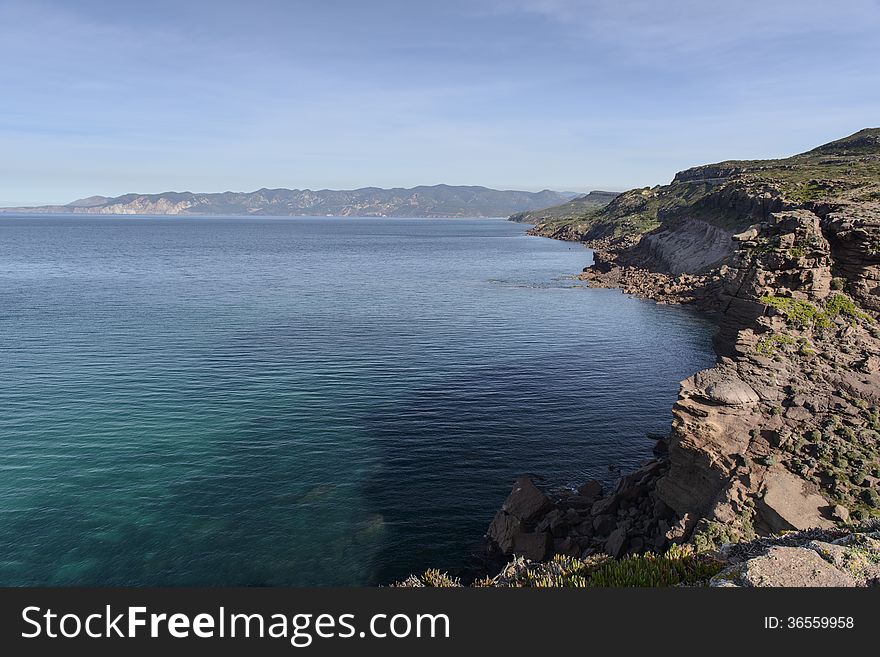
[712,546,857,587]
[757,471,835,533]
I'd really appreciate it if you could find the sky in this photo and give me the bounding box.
[1,0,879,205]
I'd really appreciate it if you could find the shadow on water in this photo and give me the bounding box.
[354,315,713,585]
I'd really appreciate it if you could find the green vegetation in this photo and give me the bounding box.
[523,128,880,244]
[760,296,829,328]
[781,398,880,521]
[756,333,796,356]
[760,294,873,330]
[575,545,722,587]
[510,190,619,224]
[825,294,874,323]
[396,545,723,588]
[692,512,756,552]
[783,180,836,203]
[529,187,663,241]
[399,569,461,587]
[787,245,807,259]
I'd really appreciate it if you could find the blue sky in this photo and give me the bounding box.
[1,0,878,205]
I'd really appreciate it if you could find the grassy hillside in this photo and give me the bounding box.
[523,128,880,242]
[509,190,619,223]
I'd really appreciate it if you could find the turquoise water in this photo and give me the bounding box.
[0,215,715,585]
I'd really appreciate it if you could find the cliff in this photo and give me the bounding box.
[2,185,579,219]
[483,129,880,583]
[525,128,880,274]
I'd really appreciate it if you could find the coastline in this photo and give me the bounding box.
[467,133,880,587]
[481,225,720,565]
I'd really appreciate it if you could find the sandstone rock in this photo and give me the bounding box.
[692,368,760,405]
[712,546,857,587]
[807,539,880,586]
[757,471,835,533]
[783,405,813,422]
[831,504,850,523]
[734,226,760,241]
[857,354,879,374]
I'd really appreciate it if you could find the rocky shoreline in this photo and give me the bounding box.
[479,130,880,586]
[573,237,725,310]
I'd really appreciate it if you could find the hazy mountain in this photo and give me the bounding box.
[2,185,580,218]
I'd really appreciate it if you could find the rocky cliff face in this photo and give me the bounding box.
[488,129,880,566]
[658,206,879,549]
[631,217,734,274]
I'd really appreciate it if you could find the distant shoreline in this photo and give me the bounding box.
[0,184,580,220]
[0,212,513,219]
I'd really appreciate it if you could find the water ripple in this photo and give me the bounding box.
[0,215,715,585]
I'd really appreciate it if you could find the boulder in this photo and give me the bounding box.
[784,405,813,422]
[831,504,850,523]
[565,495,598,511]
[733,226,760,242]
[757,471,835,533]
[577,479,603,500]
[501,477,552,523]
[702,378,760,406]
[487,511,521,554]
[591,495,620,517]
[512,530,552,562]
[553,536,580,558]
[487,510,552,561]
[593,514,616,535]
[536,508,563,533]
[604,527,628,558]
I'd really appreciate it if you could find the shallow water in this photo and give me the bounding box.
[0,215,715,585]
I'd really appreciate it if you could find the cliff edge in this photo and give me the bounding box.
[484,130,880,579]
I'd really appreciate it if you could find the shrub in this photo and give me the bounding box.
[760,295,828,329]
[760,294,873,329]
[824,294,873,323]
[396,546,723,588]
[756,333,796,356]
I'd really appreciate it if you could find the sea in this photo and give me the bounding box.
[0,215,715,585]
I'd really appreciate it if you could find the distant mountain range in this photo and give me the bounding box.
[1,185,580,218]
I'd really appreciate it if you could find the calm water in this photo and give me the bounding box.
[0,215,715,585]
